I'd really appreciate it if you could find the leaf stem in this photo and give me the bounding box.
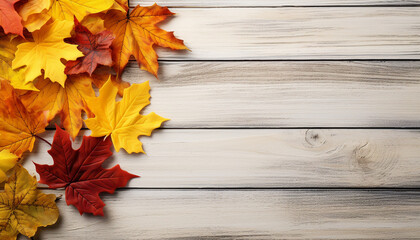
[35,135,52,147]
[127,0,130,18]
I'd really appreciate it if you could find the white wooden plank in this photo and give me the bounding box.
[150,8,420,60]
[123,61,420,128]
[133,0,420,7]
[22,190,420,239]
[23,129,420,188]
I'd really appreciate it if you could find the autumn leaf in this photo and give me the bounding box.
[85,79,168,153]
[110,0,128,12]
[65,19,114,76]
[0,34,35,90]
[0,0,23,36]
[90,66,130,96]
[0,150,18,183]
[17,0,50,32]
[12,20,83,87]
[49,0,114,22]
[104,4,188,77]
[0,164,59,240]
[35,126,138,216]
[19,75,95,140]
[0,80,48,157]
[19,0,114,31]
[80,13,106,34]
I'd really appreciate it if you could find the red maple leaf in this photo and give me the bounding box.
[0,0,23,36]
[65,19,114,75]
[35,125,138,216]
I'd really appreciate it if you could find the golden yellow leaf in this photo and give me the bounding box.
[0,80,48,157]
[0,165,59,240]
[12,20,83,87]
[85,79,168,153]
[49,0,114,22]
[0,150,18,183]
[20,75,95,140]
[80,13,106,34]
[19,0,114,31]
[18,0,51,32]
[0,34,36,91]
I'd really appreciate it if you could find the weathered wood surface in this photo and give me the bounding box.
[149,8,420,60]
[22,129,420,188]
[23,190,420,239]
[134,0,420,7]
[16,1,420,239]
[122,61,420,128]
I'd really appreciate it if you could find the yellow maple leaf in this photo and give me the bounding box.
[0,80,48,157]
[80,13,106,34]
[0,150,18,183]
[85,79,168,153]
[19,0,114,32]
[0,35,37,91]
[12,20,83,87]
[0,165,59,240]
[104,4,188,78]
[18,0,51,32]
[20,75,95,140]
[49,0,114,22]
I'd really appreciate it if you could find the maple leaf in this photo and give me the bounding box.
[0,34,36,91]
[0,0,23,36]
[0,164,59,240]
[104,4,188,77]
[0,150,18,183]
[85,79,168,154]
[19,75,95,140]
[90,66,130,96]
[65,19,114,76]
[0,80,48,157]
[19,0,114,31]
[80,13,106,34]
[110,0,128,12]
[49,0,114,22]
[18,0,50,32]
[12,20,83,87]
[35,126,138,216]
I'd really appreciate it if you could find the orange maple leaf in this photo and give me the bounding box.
[0,80,48,157]
[19,75,95,140]
[103,4,188,78]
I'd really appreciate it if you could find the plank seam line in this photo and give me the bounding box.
[45,127,420,130]
[37,187,420,191]
[129,5,420,8]
[150,59,420,62]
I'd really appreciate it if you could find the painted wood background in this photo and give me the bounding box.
[22,1,420,239]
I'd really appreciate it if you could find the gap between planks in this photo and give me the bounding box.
[132,0,420,7]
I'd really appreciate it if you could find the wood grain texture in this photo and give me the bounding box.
[121,61,420,128]
[22,129,420,188]
[24,190,420,239]
[133,0,420,7]
[150,8,420,60]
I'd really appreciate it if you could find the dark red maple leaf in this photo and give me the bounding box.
[34,125,138,216]
[65,18,114,75]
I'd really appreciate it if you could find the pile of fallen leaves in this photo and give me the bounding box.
[0,0,187,238]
